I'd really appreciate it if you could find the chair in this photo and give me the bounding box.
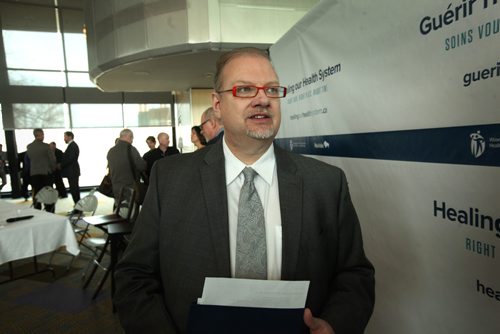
[82,186,138,299]
[49,189,100,270]
[69,188,99,247]
[33,186,58,213]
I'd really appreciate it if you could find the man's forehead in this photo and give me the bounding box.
[223,54,276,77]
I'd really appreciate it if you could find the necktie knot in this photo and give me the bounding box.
[242,167,256,183]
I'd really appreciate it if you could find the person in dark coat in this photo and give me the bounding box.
[50,142,68,198]
[60,131,81,205]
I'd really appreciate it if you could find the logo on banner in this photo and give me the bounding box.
[289,139,306,151]
[470,131,485,158]
[313,140,330,149]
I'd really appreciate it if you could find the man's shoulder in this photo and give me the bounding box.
[166,146,180,155]
[27,141,47,150]
[156,146,209,168]
[142,149,154,159]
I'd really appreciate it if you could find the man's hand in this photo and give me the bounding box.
[303,308,335,334]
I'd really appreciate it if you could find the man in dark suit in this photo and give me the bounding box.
[200,106,224,145]
[114,48,375,334]
[60,131,80,205]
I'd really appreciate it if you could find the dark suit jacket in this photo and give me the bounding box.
[206,129,224,145]
[114,141,375,334]
[143,146,180,178]
[61,141,80,178]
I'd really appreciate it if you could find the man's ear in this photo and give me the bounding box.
[212,92,222,118]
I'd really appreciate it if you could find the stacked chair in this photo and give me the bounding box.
[82,186,138,300]
[48,189,99,270]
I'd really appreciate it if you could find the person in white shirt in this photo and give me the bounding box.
[114,47,375,334]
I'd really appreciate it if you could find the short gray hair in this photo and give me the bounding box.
[213,47,271,91]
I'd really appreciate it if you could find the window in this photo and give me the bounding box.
[70,104,123,128]
[8,70,66,87]
[3,30,64,70]
[13,104,68,129]
[123,104,172,127]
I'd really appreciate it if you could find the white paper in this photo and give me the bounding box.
[197,277,309,309]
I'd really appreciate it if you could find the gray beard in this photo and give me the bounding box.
[246,127,275,140]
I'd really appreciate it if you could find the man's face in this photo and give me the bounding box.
[200,115,216,142]
[35,131,44,141]
[158,134,169,147]
[212,54,281,145]
[64,134,70,144]
[146,139,155,149]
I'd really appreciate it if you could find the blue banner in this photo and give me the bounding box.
[275,123,500,167]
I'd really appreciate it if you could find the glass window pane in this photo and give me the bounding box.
[15,128,66,155]
[67,72,95,87]
[71,128,119,187]
[64,33,89,71]
[0,3,56,32]
[8,70,66,87]
[123,104,172,127]
[13,104,68,129]
[3,30,64,70]
[70,104,123,128]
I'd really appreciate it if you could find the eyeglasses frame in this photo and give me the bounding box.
[216,85,287,98]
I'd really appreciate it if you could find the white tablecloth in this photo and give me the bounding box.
[0,201,80,265]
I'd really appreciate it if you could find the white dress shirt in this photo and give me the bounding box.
[223,139,282,280]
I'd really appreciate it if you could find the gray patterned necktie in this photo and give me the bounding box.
[235,167,267,279]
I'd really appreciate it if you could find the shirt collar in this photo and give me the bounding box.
[223,139,275,186]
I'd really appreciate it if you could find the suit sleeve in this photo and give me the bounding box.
[131,146,147,173]
[114,163,179,333]
[60,143,78,169]
[321,171,375,334]
[48,147,57,171]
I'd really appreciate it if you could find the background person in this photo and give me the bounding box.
[114,47,375,334]
[18,150,31,200]
[143,132,180,179]
[49,142,68,198]
[190,125,207,150]
[0,144,8,191]
[200,106,224,145]
[145,136,156,151]
[60,131,81,208]
[27,128,56,210]
[107,129,146,203]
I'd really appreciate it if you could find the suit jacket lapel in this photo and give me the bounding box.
[275,144,303,280]
[200,142,231,277]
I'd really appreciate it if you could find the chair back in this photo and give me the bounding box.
[74,189,98,214]
[115,186,137,221]
[35,186,58,205]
